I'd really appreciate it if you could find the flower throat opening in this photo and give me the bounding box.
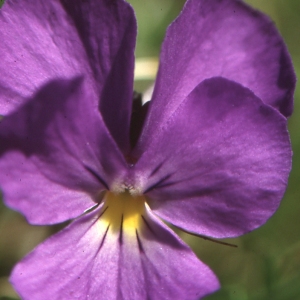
[98,191,147,237]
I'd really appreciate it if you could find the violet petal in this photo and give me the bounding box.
[142,0,295,144]
[134,77,292,239]
[0,78,127,225]
[0,0,136,152]
[61,0,137,152]
[0,0,94,115]
[11,204,219,300]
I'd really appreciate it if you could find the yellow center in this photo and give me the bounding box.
[98,191,147,237]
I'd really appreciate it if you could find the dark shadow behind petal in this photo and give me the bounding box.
[10,205,219,300]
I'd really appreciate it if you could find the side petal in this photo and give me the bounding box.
[0,78,127,225]
[61,0,137,152]
[11,205,219,300]
[0,0,136,151]
[142,0,295,143]
[133,77,292,239]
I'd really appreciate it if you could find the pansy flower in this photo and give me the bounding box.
[0,0,295,299]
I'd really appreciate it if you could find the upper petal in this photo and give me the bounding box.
[142,0,295,142]
[61,0,137,152]
[133,77,292,239]
[11,202,219,300]
[0,78,127,225]
[0,0,93,114]
[0,0,136,151]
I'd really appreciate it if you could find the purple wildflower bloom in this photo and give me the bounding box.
[0,0,295,299]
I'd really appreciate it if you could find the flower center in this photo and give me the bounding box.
[97,191,147,237]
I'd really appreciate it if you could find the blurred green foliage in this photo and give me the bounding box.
[0,0,299,299]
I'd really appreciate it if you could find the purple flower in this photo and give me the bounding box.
[0,0,295,299]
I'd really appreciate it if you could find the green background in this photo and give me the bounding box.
[0,0,299,299]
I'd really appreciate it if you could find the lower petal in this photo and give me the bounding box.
[11,192,219,300]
